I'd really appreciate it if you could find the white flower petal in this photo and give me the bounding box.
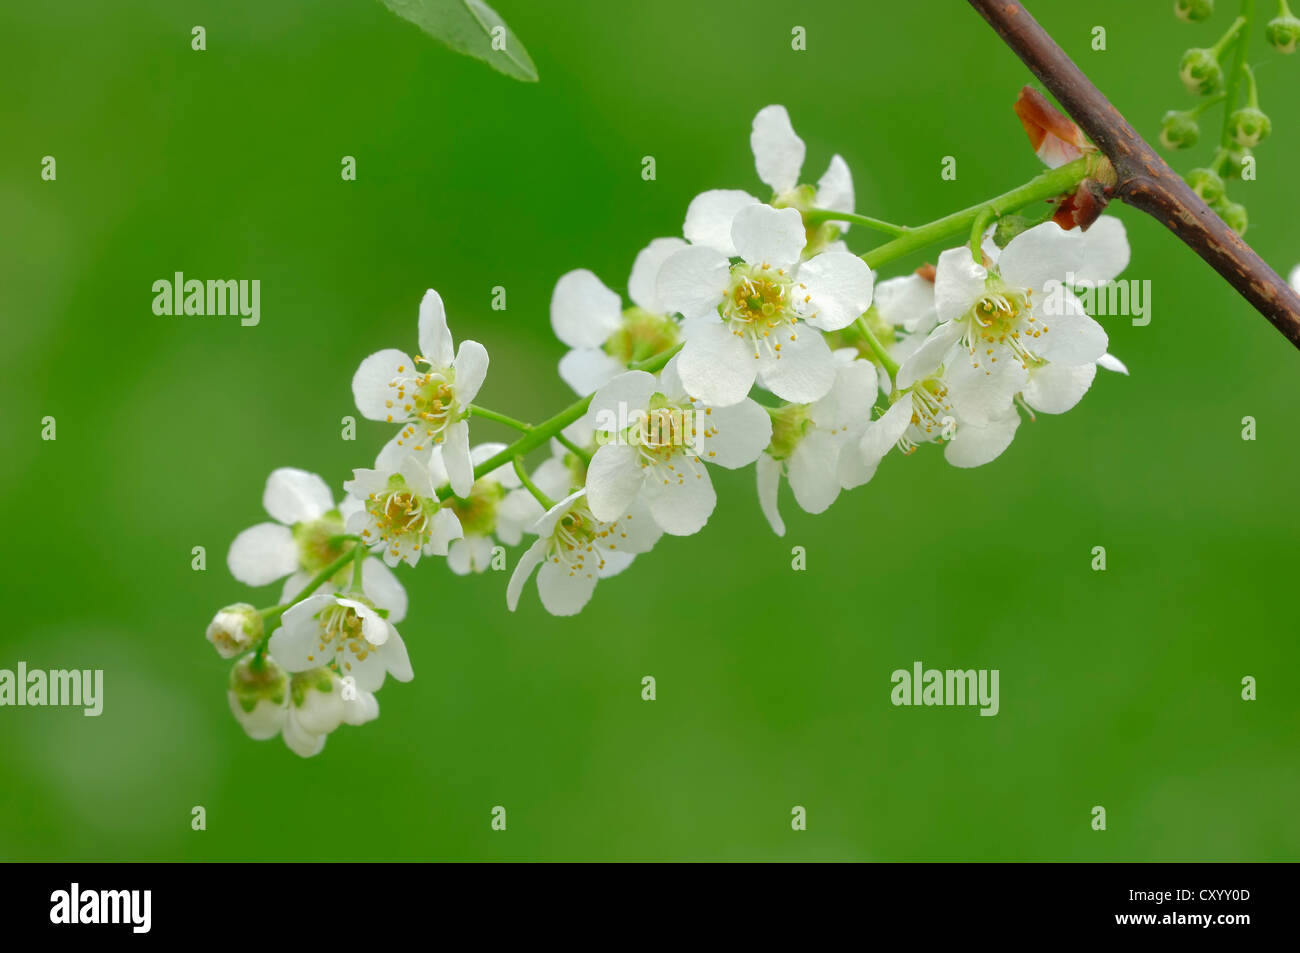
[810,358,878,431]
[677,320,758,406]
[263,467,334,525]
[788,430,841,514]
[536,561,598,616]
[756,454,786,536]
[550,269,623,349]
[697,398,772,468]
[361,558,408,624]
[1031,293,1108,366]
[731,204,806,269]
[945,409,1021,468]
[228,522,299,586]
[585,443,644,522]
[998,221,1082,292]
[507,538,548,611]
[270,594,335,671]
[815,154,854,229]
[946,357,1027,425]
[352,348,415,421]
[453,340,489,405]
[897,320,961,390]
[757,327,835,403]
[751,104,805,195]
[282,714,326,757]
[377,628,414,684]
[934,247,988,325]
[859,398,914,468]
[417,289,455,366]
[799,251,874,331]
[657,244,730,319]
[875,274,937,335]
[587,370,656,433]
[628,238,688,313]
[442,419,474,498]
[1097,352,1129,375]
[682,189,760,256]
[427,507,464,556]
[1023,361,1096,414]
[558,348,625,396]
[1076,216,1130,284]
[643,458,716,536]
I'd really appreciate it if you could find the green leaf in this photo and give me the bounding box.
[379,0,539,82]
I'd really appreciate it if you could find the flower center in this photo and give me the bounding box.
[293,512,348,574]
[604,307,681,364]
[548,503,631,578]
[960,287,1042,370]
[722,264,806,360]
[385,360,458,450]
[361,476,436,561]
[306,602,377,672]
[898,378,956,453]
[444,479,504,537]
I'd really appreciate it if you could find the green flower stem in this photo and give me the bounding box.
[350,536,366,590]
[805,208,908,236]
[513,456,556,510]
[554,431,592,465]
[860,154,1098,271]
[856,316,900,383]
[969,206,998,264]
[468,404,532,433]
[1187,91,1228,118]
[435,343,683,499]
[1220,7,1254,148]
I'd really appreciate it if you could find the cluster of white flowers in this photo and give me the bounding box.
[207,104,1135,755]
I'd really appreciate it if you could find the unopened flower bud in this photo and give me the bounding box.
[1215,199,1249,235]
[206,603,263,659]
[1228,106,1271,148]
[1159,110,1200,149]
[1174,0,1214,23]
[1266,13,1300,53]
[1179,48,1223,95]
[1220,146,1253,178]
[1186,167,1226,204]
[227,653,288,740]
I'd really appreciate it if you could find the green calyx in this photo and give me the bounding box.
[229,652,288,712]
[1179,48,1224,95]
[1175,0,1214,23]
[767,404,811,461]
[293,510,349,574]
[1266,12,1300,53]
[443,477,505,537]
[1160,110,1201,149]
[290,668,337,708]
[1186,166,1227,203]
[604,308,681,366]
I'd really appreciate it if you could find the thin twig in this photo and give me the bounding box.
[967,0,1300,350]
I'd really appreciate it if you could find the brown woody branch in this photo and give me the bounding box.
[968,0,1300,350]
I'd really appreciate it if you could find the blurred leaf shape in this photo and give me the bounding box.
[379,0,539,82]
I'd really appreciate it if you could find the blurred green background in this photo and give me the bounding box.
[2,0,1297,861]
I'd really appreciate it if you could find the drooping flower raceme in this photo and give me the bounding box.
[351,289,489,497]
[658,203,875,406]
[206,98,1166,755]
[550,238,685,395]
[584,356,771,536]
